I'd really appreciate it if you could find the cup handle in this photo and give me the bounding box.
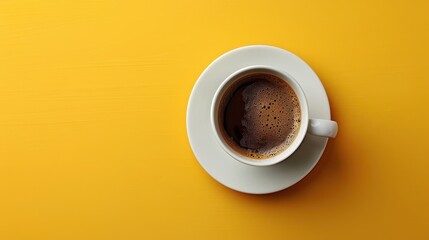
[308,119,338,138]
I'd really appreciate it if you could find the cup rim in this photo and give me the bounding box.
[210,65,309,166]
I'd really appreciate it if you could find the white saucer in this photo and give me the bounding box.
[186,45,332,194]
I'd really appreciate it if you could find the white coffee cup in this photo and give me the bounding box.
[211,65,338,166]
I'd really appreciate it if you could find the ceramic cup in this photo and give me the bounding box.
[211,65,338,166]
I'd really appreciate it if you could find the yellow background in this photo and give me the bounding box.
[1,0,428,239]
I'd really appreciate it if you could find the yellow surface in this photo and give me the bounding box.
[1,0,428,239]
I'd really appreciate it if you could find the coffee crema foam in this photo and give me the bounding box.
[219,73,301,159]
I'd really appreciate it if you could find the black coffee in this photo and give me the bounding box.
[218,73,301,159]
